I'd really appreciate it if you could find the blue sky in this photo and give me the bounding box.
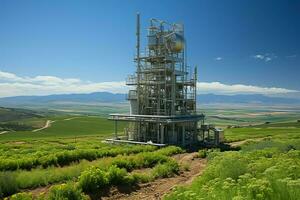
[0,0,299,97]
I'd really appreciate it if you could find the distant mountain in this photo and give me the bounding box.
[0,92,299,107]
[0,92,126,106]
[197,94,300,105]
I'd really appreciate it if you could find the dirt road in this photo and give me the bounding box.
[229,137,266,147]
[0,131,8,135]
[32,120,54,132]
[103,152,207,200]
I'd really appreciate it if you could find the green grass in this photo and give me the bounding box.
[166,121,300,200]
[0,116,126,141]
[199,106,300,127]
[2,106,300,199]
[0,146,182,198]
[225,122,300,142]
[0,107,49,131]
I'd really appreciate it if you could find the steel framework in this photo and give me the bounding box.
[109,14,211,146]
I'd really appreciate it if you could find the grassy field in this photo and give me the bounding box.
[166,122,300,200]
[225,121,300,142]
[200,105,300,127]
[0,116,126,141]
[0,107,48,131]
[1,106,300,199]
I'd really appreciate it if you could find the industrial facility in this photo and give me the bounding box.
[109,14,223,146]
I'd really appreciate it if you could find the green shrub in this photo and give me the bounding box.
[198,149,207,158]
[155,146,184,156]
[78,167,109,193]
[0,172,18,198]
[152,159,179,178]
[111,158,135,171]
[111,152,169,171]
[0,144,158,171]
[9,192,33,200]
[107,165,128,185]
[47,183,89,200]
[166,147,300,200]
[39,155,58,168]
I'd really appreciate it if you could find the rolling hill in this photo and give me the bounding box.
[0,92,299,108]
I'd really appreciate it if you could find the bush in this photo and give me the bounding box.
[166,147,300,200]
[9,192,33,200]
[78,167,109,193]
[111,152,169,171]
[107,165,128,185]
[155,146,184,156]
[152,159,179,178]
[0,144,158,171]
[198,149,207,158]
[0,172,18,198]
[131,173,153,183]
[47,183,89,200]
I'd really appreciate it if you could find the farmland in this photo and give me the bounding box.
[0,116,126,141]
[0,107,300,199]
[166,122,300,200]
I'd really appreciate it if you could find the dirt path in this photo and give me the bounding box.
[229,137,267,147]
[32,120,55,132]
[102,152,207,200]
[63,117,79,121]
[0,131,8,135]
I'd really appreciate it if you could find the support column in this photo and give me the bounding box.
[160,124,164,144]
[172,123,176,144]
[114,121,118,139]
[193,122,198,143]
[182,125,185,146]
[157,123,160,143]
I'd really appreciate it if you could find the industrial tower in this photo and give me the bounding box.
[109,14,221,146]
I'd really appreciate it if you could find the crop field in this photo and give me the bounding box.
[0,114,185,199]
[166,122,300,200]
[201,105,300,127]
[1,108,300,199]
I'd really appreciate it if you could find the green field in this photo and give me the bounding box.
[201,106,300,127]
[166,121,300,200]
[0,116,126,141]
[0,107,48,131]
[1,106,300,199]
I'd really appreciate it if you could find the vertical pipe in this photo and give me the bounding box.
[194,66,198,113]
[136,13,141,114]
[136,13,141,141]
[160,124,164,143]
[182,125,185,146]
[171,61,176,115]
[157,123,160,143]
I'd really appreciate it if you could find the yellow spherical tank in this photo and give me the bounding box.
[168,33,184,53]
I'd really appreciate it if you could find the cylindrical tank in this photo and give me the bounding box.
[130,99,138,115]
[167,33,184,52]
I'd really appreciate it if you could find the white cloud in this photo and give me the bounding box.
[253,53,276,62]
[254,54,264,60]
[215,57,223,61]
[0,70,298,98]
[197,82,298,95]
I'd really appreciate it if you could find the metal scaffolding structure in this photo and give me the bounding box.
[109,14,222,146]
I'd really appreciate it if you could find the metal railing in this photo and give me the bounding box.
[126,75,137,85]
